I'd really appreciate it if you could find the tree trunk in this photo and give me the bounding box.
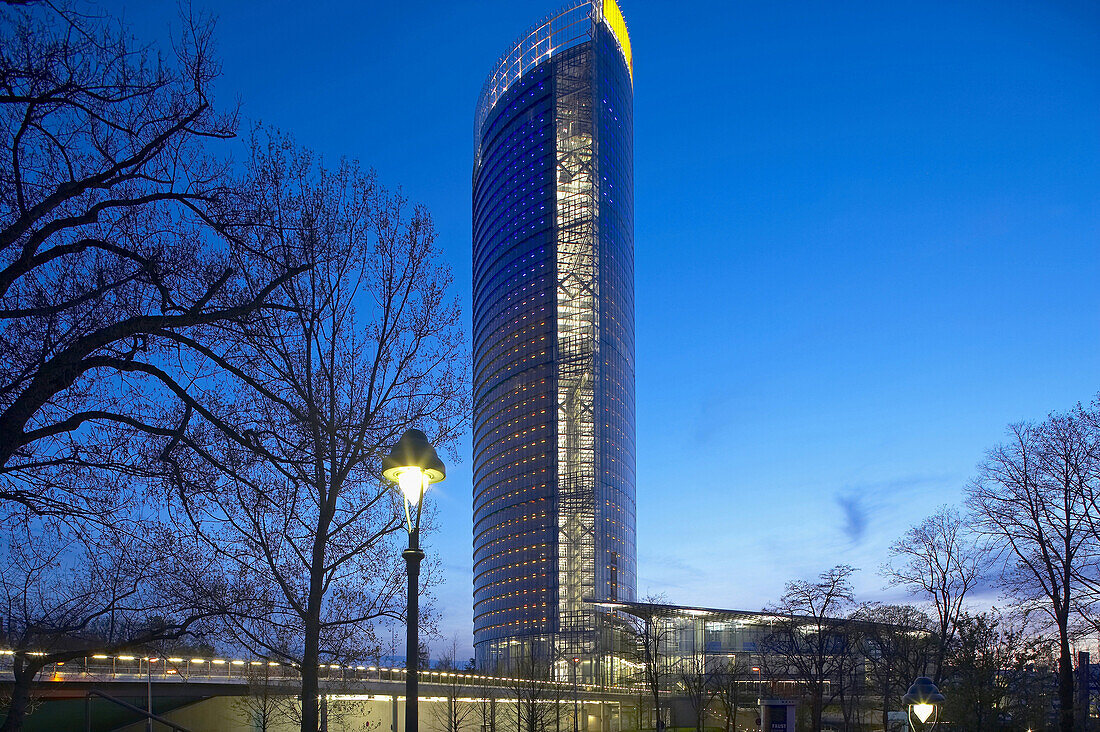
[0,659,40,732]
[302,614,321,732]
[302,474,336,732]
[1059,629,1075,732]
[932,621,948,686]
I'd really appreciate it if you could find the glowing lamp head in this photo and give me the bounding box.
[902,677,945,728]
[396,467,428,505]
[383,429,446,534]
[382,429,446,504]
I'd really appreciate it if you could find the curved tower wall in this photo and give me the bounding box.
[472,0,635,682]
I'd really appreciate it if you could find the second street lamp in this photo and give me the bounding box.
[902,676,945,731]
[383,428,446,732]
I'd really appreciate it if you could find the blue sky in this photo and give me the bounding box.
[112,0,1100,659]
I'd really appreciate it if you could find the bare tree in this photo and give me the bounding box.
[0,509,223,732]
[624,596,674,731]
[234,659,297,732]
[0,1,300,511]
[940,609,1056,732]
[1060,398,1100,640]
[475,681,501,732]
[831,616,868,732]
[761,564,857,732]
[675,653,712,732]
[855,603,935,732]
[967,405,1100,732]
[708,655,751,732]
[0,7,305,729]
[882,505,992,683]
[505,648,560,732]
[942,611,1006,732]
[160,133,466,732]
[433,637,478,732]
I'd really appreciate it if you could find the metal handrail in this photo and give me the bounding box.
[84,689,193,732]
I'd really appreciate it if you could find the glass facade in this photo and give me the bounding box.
[600,600,880,715]
[472,0,635,682]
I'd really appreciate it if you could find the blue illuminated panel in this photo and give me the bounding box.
[472,63,558,652]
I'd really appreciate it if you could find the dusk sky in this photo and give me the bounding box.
[110,0,1100,659]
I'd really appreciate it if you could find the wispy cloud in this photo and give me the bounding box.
[835,493,869,543]
[638,550,707,593]
[831,472,959,547]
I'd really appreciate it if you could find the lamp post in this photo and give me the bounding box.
[902,676,945,731]
[145,657,153,732]
[383,428,446,732]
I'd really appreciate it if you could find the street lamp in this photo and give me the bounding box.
[902,676,945,730]
[383,428,446,732]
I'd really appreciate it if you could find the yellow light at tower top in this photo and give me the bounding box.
[602,0,632,83]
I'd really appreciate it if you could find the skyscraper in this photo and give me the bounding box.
[472,0,635,682]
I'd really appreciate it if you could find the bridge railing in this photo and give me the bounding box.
[0,651,635,695]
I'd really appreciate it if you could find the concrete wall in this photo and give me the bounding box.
[112,695,392,732]
[110,695,627,732]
